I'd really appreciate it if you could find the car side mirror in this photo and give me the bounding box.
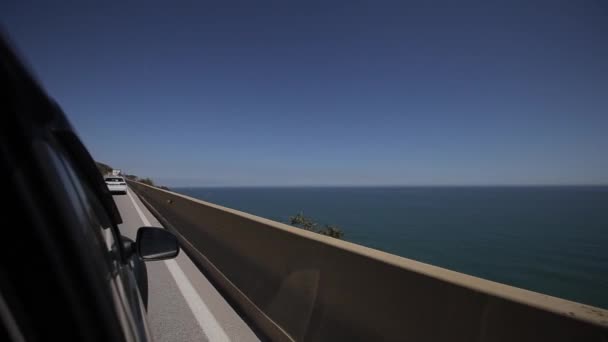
[136,227,180,261]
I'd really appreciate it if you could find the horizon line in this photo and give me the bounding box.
[166,184,608,188]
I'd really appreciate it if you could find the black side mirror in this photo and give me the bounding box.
[136,227,180,261]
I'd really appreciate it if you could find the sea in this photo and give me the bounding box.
[173,186,608,309]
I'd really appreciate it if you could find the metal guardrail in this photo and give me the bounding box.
[128,180,608,342]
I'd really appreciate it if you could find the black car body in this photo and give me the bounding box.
[0,35,178,342]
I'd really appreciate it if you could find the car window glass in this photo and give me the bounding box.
[59,152,123,263]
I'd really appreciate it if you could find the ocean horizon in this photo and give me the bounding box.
[173,185,608,309]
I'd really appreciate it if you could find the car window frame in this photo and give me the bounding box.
[53,131,127,263]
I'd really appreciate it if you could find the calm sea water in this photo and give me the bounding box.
[173,186,608,309]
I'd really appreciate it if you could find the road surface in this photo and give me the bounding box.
[113,187,260,342]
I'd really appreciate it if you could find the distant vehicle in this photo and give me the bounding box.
[112,169,121,175]
[105,176,128,194]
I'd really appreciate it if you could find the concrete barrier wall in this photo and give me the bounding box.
[128,181,608,342]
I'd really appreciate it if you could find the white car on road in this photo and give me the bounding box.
[105,176,127,194]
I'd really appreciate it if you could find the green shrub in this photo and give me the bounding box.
[288,212,344,239]
[139,177,155,186]
[124,174,138,181]
[95,161,112,175]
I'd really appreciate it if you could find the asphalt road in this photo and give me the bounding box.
[114,187,260,342]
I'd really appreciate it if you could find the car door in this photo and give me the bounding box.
[52,134,152,342]
[1,33,151,342]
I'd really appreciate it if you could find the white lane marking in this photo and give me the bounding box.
[127,190,152,226]
[126,189,231,342]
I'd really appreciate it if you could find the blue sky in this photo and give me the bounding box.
[2,1,607,186]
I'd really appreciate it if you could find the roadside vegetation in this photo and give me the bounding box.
[138,177,155,186]
[288,212,344,239]
[95,161,170,191]
[95,161,113,175]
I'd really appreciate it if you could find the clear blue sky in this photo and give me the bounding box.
[2,1,607,186]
